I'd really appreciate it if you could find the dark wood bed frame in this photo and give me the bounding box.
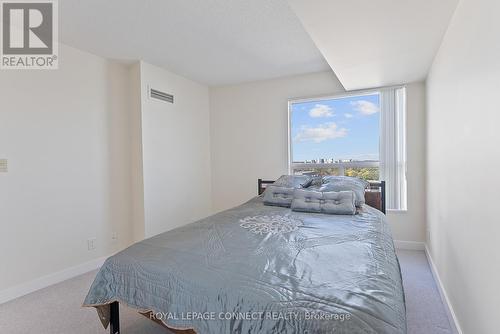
[108,178,386,333]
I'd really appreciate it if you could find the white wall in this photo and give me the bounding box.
[210,71,426,242]
[129,62,146,242]
[0,44,134,291]
[139,62,212,238]
[0,54,213,296]
[426,0,500,332]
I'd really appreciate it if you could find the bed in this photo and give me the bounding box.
[83,179,406,334]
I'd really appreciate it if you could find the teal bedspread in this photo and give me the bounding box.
[83,196,406,333]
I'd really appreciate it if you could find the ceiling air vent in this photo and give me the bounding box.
[150,87,174,103]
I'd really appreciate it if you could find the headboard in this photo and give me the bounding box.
[257,179,386,214]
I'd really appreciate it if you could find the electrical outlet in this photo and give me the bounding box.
[112,232,117,241]
[87,238,96,251]
[0,159,7,173]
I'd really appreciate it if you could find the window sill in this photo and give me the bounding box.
[386,209,408,214]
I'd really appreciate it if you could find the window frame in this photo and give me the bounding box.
[287,89,382,176]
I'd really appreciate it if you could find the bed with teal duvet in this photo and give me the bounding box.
[83,193,406,334]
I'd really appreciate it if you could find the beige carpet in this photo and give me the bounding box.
[0,250,456,334]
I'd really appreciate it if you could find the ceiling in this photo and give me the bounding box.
[288,0,459,90]
[59,0,329,86]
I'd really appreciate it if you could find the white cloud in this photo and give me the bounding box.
[309,104,334,118]
[344,113,353,118]
[294,122,348,143]
[350,100,379,115]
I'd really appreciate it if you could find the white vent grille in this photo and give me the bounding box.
[150,88,174,103]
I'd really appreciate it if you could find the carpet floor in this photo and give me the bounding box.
[0,250,456,333]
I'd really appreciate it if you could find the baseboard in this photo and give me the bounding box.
[394,240,425,250]
[0,255,108,305]
[424,245,463,334]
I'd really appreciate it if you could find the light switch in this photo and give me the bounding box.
[0,159,7,172]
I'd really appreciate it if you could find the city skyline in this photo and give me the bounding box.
[293,157,379,164]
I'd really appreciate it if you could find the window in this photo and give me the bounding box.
[288,87,407,210]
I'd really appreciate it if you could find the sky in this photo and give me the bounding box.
[291,93,380,162]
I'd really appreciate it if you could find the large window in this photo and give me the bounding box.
[288,87,407,210]
[289,92,380,180]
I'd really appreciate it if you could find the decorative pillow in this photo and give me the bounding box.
[320,176,369,207]
[291,189,356,215]
[272,175,311,188]
[263,185,294,207]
